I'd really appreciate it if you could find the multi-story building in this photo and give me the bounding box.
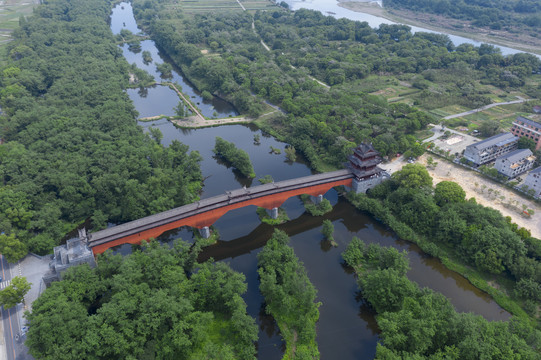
[523,167,541,198]
[511,116,541,150]
[494,148,536,179]
[463,132,518,166]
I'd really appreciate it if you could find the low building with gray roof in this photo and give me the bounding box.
[523,166,541,198]
[463,132,518,165]
[494,148,536,179]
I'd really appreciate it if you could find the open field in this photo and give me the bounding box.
[177,0,279,14]
[418,154,541,239]
[366,73,535,132]
[0,0,39,63]
[441,101,532,132]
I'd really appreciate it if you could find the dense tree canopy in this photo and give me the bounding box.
[213,137,256,178]
[257,230,320,359]
[0,276,31,309]
[384,0,541,35]
[343,239,541,359]
[26,241,258,360]
[0,0,202,254]
[362,166,541,307]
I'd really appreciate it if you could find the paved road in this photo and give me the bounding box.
[443,98,531,120]
[0,256,30,360]
[422,124,468,143]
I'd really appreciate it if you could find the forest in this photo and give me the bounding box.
[348,164,541,317]
[257,230,320,359]
[131,0,541,171]
[383,0,541,34]
[4,0,541,357]
[342,239,541,358]
[25,240,258,359]
[0,0,203,256]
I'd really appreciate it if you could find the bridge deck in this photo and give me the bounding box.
[88,170,352,249]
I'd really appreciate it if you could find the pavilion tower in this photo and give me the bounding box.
[346,143,389,193]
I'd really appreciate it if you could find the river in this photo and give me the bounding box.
[111,3,239,119]
[111,3,510,359]
[284,0,527,56]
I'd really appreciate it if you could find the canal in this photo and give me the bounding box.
[111,3,510,359]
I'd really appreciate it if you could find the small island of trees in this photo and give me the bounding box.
[213,137,256,178]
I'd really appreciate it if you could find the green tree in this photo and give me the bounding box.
[26,241,257,359]
[285,145,296,161]
[174,101,185,117]
[518,136,536,152]
[258,175,274,184]
[479,120,500,137]
[257,230,320,359]
[0,276,31,308]
[142,50,152,64]
[156,62,173,78]
[0,233,27,263]
[434,181,466,206]
[360,268,417,313]
[213,137,255,178]
[322,219,334,241]
[392,164,433,189]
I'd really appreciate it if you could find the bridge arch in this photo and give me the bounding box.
[89,171,353,254]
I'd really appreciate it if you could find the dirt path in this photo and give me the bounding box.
[161,82,205,122]
[171,110,277,128]
[418,154,541,238]
[443,98,531,120]
[251,21,330,89]
[172,116,251,128]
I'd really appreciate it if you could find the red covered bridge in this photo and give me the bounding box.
[88,169,354,254]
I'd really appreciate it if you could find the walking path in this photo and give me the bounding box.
[235,0,246,11]
[172,110,277,128]
[250,21,329,89]
[422,124,473,144]
[443,97,531,120]
[161,82,204,122]
[290,63,330,89]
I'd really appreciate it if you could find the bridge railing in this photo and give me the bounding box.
[88,169,352,248]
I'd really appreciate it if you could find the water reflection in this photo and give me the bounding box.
[111,3,239,118]
[110,5,511,359]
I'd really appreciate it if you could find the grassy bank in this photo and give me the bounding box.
[346,191,531,321]
[256,207,289,225]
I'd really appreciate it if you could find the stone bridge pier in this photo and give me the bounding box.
[84,143,390,253]
[310,194,323,204]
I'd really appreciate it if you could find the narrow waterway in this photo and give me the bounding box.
[111,3,239,119]
[111,3,511,359]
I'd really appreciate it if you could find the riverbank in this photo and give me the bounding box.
[338,1,541,55]
[346,191,528,320]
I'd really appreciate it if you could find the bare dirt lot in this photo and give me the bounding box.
[418,154,541,239]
